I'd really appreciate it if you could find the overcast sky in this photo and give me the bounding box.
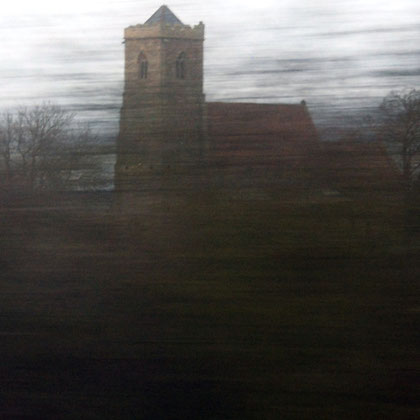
[1,0,419,137]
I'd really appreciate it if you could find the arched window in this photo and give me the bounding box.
[138,52,148,79]
[176,52,186,79]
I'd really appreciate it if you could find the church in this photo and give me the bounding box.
[115,5,320,193]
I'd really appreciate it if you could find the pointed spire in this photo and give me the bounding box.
[145,5,183,25]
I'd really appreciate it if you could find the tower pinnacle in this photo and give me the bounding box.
[145,5,183,25]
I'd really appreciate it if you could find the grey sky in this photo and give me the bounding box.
[1,0,419,137]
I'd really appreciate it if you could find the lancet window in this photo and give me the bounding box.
[176,52,186,79]
[138,52,148,79]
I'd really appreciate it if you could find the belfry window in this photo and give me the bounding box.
[138,52,148,79]
[176,52,186,79]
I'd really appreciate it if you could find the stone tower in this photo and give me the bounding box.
[115,5,206,190]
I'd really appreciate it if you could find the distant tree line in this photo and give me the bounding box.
[1,91,419,194]
[0,103,95,192]
[376,89,420,190]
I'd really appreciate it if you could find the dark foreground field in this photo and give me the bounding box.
[0,190,418,419]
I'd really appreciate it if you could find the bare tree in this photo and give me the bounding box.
[0,103,95,191]
[377,89,420,189]
[0,112,14,185]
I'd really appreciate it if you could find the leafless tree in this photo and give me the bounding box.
[0,103,95,191]
[377,89,420,189]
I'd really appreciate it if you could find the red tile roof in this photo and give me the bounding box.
[205,102,320,189]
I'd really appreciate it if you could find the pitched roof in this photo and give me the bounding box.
[206,102,319,182]
[145,5,183,25]
[207,102,318,141]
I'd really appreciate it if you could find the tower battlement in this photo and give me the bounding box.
[125,22,204,41]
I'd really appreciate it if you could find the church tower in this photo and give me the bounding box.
[115,5,206,190]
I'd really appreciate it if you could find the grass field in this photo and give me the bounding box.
[0,189,418,419]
